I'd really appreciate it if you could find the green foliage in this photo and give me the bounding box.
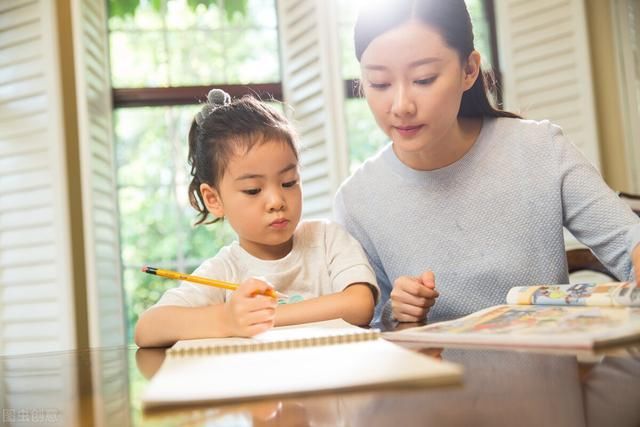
[344,98,388,172]
[108,0,248,21]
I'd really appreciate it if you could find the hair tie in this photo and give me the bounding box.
[195,88,231,126]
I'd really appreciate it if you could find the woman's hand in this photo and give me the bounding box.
[224,278,277,337]
[390,271,439,322]
[632,244,640,285]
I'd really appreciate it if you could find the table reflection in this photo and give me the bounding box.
[1,343,639,426]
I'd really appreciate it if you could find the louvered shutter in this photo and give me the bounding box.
[71,0,124,348]
[276,0,349,219]
[0,0,77,355]
[495,0,601,167]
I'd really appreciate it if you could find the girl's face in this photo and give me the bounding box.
[200,139,302,260]
[360,20,479,165]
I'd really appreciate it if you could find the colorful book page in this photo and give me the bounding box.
[506,282,639,307]
[421,305,639,336]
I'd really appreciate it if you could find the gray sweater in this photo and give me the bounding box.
[334,118,640,323]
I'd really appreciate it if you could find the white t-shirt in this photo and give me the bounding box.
[153,220,379,307]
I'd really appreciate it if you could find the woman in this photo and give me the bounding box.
[334,0,640,323]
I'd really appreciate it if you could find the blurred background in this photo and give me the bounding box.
[1,0,639,355]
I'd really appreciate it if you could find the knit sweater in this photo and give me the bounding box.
[334,118,640,323]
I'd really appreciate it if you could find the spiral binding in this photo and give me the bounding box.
[168,329,381,357]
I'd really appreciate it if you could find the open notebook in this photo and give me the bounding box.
[142,319,462,409]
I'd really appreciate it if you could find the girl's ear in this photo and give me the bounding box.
[462,50,481,91]
[200,183,224,218]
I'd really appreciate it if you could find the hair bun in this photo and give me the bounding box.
[195,89,231,126]
[207,88,231,106]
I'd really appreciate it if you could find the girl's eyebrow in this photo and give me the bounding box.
[235,163,298,181]
[362,57,441,71]
[279,163,298,174]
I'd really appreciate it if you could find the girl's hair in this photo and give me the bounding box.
[354,0,520,119]
[188,89,299,225]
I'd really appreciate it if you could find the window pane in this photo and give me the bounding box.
[165,1,224,30]
[110,31,169,87]
[167,31,226,86]
[465,0,494,69]
[227,0,278,28]
[337,0,360,80]
[108,2,164,31]
[109,0,279,87]
[344,98,388,173]
[224,29,280,83]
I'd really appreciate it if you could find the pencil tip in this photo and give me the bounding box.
[141,266,148,272]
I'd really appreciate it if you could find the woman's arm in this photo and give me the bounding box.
[556,125,640,281]
[274,283,375,326]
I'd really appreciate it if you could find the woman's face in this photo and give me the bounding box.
[360,20,478,158]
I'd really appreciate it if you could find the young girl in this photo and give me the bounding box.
[334,0,640,323]
[135,89,378,347]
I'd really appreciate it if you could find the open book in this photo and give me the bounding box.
[384,282,640,351]
[142,318,462,409]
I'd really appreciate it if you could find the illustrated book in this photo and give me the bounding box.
[384,282,640,350]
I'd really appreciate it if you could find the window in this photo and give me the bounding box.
[109,0,280,341]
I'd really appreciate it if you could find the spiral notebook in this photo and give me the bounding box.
[142,319,462,409]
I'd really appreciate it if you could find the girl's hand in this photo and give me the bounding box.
[390,271,439,322]
[223,278,277,337]
[632,244,640,286]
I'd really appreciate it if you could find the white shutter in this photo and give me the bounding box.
[495,0,601,167]
[0,0,77,355]
[71,0,125,349]
[277,0,349,219]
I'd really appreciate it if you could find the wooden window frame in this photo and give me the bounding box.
[111,80,361,108]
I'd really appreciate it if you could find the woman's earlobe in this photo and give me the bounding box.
[200,183,224,218]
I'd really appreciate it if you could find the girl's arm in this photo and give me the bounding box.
[134,278,277,348]
[274,283,375,327]
[134,304,231,348]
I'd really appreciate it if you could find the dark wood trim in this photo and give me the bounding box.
[483,0,504,107]
[112,80,363,108]
[566,248,615,278]
[619,192,640,201]
[112,83,283,108]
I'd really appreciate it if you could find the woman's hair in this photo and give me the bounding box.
[188,89,299,225]
[354,0,520,119]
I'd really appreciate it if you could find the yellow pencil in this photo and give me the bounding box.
[141,266,286,299]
